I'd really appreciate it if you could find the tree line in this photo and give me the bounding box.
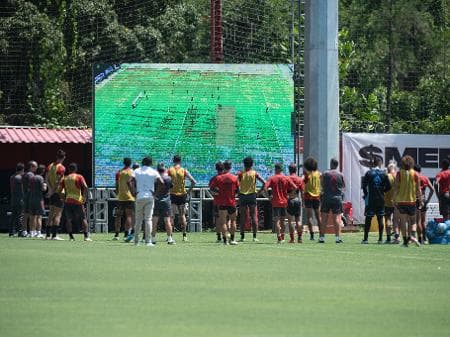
[0,0,448,133]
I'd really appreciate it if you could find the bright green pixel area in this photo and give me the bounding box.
[94,64,294,187]
[1,233,449,337]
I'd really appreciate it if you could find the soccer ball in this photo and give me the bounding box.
[445,220,450,231]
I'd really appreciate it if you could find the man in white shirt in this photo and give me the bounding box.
[131,157,162,246]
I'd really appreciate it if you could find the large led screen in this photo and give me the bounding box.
[94,63,294,187]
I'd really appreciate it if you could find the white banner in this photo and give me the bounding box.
[342,133,450,223]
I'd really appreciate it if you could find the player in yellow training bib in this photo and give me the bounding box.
[168,155,196,241]
[113,157,135,241]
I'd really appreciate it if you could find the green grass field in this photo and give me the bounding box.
[1,232,449,337]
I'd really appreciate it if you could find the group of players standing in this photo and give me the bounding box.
[8,148,450,247]
[9,150,91,241]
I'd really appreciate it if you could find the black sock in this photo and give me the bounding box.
[241,232,245,240]
[183,232,187,237]
[46,226,51,237]
[51,226,58,238]
[231,234,235,241]
[394,233,399,239]
[83,232,88,238]
[115,232,119,237]
[364,217,371,241]
[377,215,383,241]
[130,229,135,235]
[310,231,314,240]
[411,231,417,238]
[387,234,391,241]
[223,236,227,244]
[403,236,408,244]
[217,233,221,240]
[69,233,74,240]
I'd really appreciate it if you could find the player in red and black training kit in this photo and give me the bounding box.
[413,164,434,244]
[264,163,297,243]
[210,160,240,245]
[435,158,450,221]
[209,161,224,242]
[287,163,304,243]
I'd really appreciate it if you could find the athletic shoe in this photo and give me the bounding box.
[318,238,325,243]
[45,236,52,240]
[252,238,259,242]
[84,237,93,242]
[229,240,238,245]
[19,231,28,238]
[36,233,44,239]
[223,241,229,245]
[410,237,421,247]
[392,238,400,244]
[145,242,155,247]
[297,237,303,243]
[112,236,119,241]
[288,239,295,243]
[423,240,429,245]
[277,239,285,244]
[310,236,315,241]
[402,243,409,247]
[384,239,391,244]
[361,240,368,244]
[377,240,383,244]
[167,239,176,245]
[182,236,188,242]
[335,239,343,244]
[69,238,75,242]
[124,234,134,243]
[51,236,65,241]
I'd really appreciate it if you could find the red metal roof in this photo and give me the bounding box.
[0,127,92,144]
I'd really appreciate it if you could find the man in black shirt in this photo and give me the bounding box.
[9,162,25,237]
[22,161,37,237]
[151,163,175,245]
[361,157,391,244]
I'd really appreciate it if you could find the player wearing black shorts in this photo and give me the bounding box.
[113,157,135,241]
[287,163,304,243]
[22,161,37,237]
[361,157,391,244]
[393,155,422,247]
[29,165,47,238]
[435,158,450,221]
[414,164,434,244]
[384,163,397,243]
[152,163,176,245]
[9,163,25,237]
[303,157,321,241]
[209,161,224,242]
[320,158,345,244]
[45,149,66,240]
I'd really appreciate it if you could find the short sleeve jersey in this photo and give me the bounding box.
[418,174,432,193]
[209,172,239,207]
[61,173,87,205]
[134,166,161,200]
[264,174,294,208]
[29,175,45,201]
[436,169,450,195]
[304,171,321,200]
[47,162,65,192]
[115,167,135,202]
[209,173,222,205]
[237,169,261,195]
[288,174,304,199]
[22,171,34,195]
[154,175,172,201]
[321,169,345,201]
[10,173,23,205]
[168,166,187,196]
[362,168,391,206]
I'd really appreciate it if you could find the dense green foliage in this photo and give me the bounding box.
[1,232,449,337]
[0,0,448,133]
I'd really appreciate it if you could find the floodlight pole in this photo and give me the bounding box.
[303,0,339,171]
[210,0,224,63]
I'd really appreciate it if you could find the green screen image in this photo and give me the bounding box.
[94,63,294,187]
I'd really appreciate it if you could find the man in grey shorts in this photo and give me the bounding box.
[152,163,175,245]
[22,161,37,237]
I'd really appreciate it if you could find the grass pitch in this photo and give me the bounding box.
[0,232,448,337]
